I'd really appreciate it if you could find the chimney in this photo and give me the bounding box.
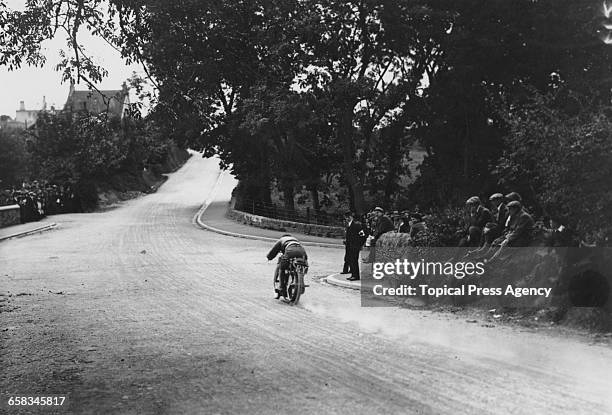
[19,101,25,111]
[42,96,47,111]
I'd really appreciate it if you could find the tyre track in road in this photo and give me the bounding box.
[2,155,611,414]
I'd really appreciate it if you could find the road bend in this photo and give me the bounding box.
[1,154,611,414]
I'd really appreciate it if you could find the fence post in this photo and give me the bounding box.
[306,207,310,223]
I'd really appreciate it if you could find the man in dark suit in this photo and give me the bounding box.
[461,196,493,247]
[503,201,535,247]
[487,200,535,262]
[343,211,366,281]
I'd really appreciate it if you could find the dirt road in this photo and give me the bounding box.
[2,155,611,414]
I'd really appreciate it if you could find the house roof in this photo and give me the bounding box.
[64,87,129,118]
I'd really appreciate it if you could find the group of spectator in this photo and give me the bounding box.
[459,192,577,260]
[0,181,81,224]
[362,207,429,246]
[355,191,573,252]
[341,206,432,280]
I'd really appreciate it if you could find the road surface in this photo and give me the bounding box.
[1,155,611,414]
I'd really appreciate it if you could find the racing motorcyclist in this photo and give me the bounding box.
[267,234,308,299]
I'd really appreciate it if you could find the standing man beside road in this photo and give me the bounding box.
[342,212,367,281]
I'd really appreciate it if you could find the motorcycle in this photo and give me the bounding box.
[273,257,309,305]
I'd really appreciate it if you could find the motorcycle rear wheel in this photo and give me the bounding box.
[287,269,303,304]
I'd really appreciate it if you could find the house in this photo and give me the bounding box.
[0,115,24,130]
[63,82,130,119]
[12,97,48,129]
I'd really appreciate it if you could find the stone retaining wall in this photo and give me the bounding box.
[227,206,344,238]
[371,232,612,323]
[0,204,21,228]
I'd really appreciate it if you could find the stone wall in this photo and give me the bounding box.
[0,204,21,228]
[227,207,344,238]
[370,232,612,328]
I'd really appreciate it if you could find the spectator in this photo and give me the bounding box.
[398,211,411,233]
[371,207,395,246]
[460,196,492,247]
[503,201,534,247]
[487,200,535,261]
[1,179,82,224]
[409,213,427,239]
[505,192,522,203]
[488,193,508,240]
[0,189,14,206]
[342,211,367,281]
[544,218,575,247]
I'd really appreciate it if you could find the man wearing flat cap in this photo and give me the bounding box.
[489,193,508,239]
[487,200,535,261]
[371,207,394,246]
[503,201,534,247]
[462,196,492,247]
[409,213,427,239]
[505,192,522,203]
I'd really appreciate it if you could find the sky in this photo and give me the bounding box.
[0,1,144,117]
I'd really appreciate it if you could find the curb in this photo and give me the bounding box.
[323,273,361,290]
[0,222,57,242]
[193,172,343,249]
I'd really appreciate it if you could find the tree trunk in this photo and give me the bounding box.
[257,161,272,205]
[383,134,402,208]
[359,127,374,186]
[338,109,366,215]
[282,181,295,213]
[308,184,320,212]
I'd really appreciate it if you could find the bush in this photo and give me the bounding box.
[0,129,29,186]
[495,91,612,245]
[21,111,182,210]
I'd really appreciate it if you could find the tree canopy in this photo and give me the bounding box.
[2,0,611,241]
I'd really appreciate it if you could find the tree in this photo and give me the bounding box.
[495,89,612,244]
[237,85,340,212]
[411,0,612,206]
[297,0,450,213]
[3,0,611,239]
[29,112,127,182]
[0,129,29,186]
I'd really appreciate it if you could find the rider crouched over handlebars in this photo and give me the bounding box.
[267,234,308,299]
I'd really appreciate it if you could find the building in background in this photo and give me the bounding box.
[0,115,24,130]
[63,83,130,119]
[5,97,50,129]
